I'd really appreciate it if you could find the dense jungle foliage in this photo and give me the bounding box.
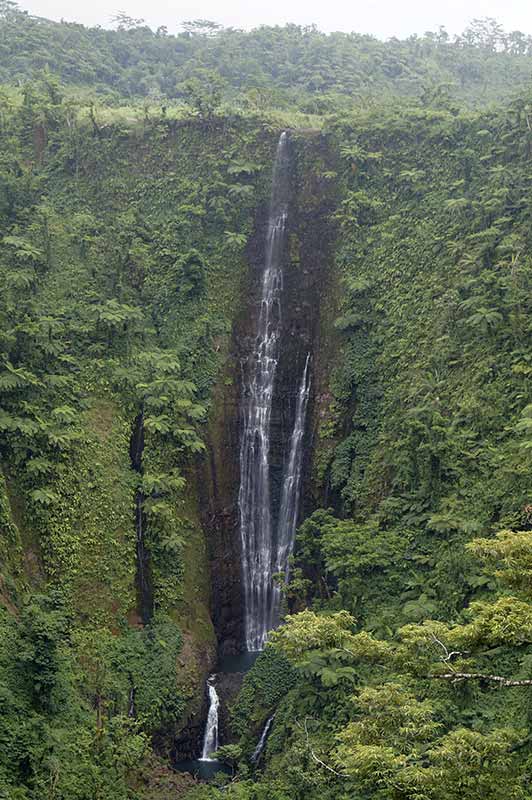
[2,2,532,110]
[194,94,532,800]
[0,73,280,798]
[0,5,531,800]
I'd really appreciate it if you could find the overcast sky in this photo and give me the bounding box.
[17,0,532,40]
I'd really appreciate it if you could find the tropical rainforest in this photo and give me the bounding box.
[0,2,532,799]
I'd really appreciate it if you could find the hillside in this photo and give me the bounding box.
[2,4,532,109]
[0,10,532,800]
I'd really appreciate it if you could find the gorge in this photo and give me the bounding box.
[186,130,328,766]
[189,131,315,765]
[1,15,532,798]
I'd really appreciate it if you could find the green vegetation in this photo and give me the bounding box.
[188,96,531,800]
[0,69,276,797]
[0,4,532,800]
[2,4,532,110]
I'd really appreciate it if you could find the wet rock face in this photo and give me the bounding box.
[202,134,338,655]
[198,373,244,656]
[216,671,246,744]
[198,201,270,656]
[169,689,209,761]
[155,633,217,762]
[168,712,205,762]
[170,671,244,759]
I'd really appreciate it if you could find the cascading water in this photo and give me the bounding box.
[238,132,289,652]
[238,131,311,651]
[251,714,275,764]
[199,676,220,761]
[271,354,311,627]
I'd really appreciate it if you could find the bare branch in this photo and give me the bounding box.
[297,718,347,777]
[429,633,467,669]
[431,672,532,687]
[430,633,452,662]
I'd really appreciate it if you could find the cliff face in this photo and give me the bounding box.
[3,82,532,799]
[202,132,338,655]
[168,153,342,734]
[0,107,342,778]
[0,114,279,780]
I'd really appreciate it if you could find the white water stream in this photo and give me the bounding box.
[251,714,275,764]
[199,676,219,761]
[238,132,311,651]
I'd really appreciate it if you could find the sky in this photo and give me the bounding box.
[17,0,532,40]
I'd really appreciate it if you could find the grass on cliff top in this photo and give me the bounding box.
[0,83,325,133]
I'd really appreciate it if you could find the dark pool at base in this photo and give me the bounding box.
[175,759,231,781]
[176,651,260,781]
[218,650,260,673]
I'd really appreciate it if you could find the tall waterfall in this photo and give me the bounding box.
[238,131,311,651]
[199,676,219,760]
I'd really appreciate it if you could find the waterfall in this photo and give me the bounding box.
[271,354,311,626]
[199,676,220,761]
[251,714,275,764]
[238,131,311,652]
[238,132,288,652]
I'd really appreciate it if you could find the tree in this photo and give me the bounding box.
[180,69,227,118]
[111,11,146,30]
[181,19,222,36]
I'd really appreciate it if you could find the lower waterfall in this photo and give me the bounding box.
[251,714,275,764]
[199,676,219,761]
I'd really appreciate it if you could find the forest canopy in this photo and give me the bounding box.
[1,3,532,110]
